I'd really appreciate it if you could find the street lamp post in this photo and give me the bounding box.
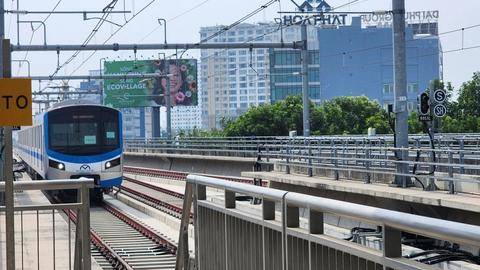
[158,18,167,45]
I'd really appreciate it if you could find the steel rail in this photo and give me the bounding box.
[64,208,133,270]
[102,203,178,253]
[124,176,184,198]
[123,166,263,185]
[118,185,190,218]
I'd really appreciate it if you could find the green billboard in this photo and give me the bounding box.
[103,59,198,107]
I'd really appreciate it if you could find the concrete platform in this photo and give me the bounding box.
[0,174,102,270]
[242,171,480,226]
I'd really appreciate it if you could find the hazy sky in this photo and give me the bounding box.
[6,0,480,93]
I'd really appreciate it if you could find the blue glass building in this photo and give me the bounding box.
[270,17,442,112]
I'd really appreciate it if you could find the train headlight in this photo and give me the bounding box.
[105,157,121,169]
[49,159,65,171]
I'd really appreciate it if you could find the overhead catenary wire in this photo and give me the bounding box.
[138,0,212,43]
[66,0,158,80]
[16,0,63,76]
[50,0,119,77]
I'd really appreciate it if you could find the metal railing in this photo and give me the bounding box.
[187,174,480,270]
[124,136,480,193]
[0,179,93,270]
[124,134,480,159]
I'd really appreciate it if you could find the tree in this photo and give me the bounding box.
[315,96,389,135]
[457,72,480,117]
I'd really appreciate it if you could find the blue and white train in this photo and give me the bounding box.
[15,100,123,200]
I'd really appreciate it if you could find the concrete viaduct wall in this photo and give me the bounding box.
[124,152,265,177]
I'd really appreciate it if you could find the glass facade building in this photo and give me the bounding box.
[269,50,321,104]
[269,17,442,112]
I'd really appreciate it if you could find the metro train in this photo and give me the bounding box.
[15,100,123,200]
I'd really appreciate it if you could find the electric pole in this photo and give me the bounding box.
[392,0,412,187]
[301,24,310,137]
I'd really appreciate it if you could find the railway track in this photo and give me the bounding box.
[123,166,266,186]
[65,202,177,269]
[119,166,265,220]
[116,178,189,219]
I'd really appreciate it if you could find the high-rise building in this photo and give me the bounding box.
[317,17,442,111]
[199,23,318,129]
[269,16,442,112]
[269,49,321,104]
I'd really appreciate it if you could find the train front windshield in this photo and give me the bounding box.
[48,106,120,155]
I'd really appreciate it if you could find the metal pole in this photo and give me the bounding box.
[11,42,300,52]
[158,18,167,45]
[16,0,19,45]
[2,38,16,269]
[301,24,310,137]
[0,1,3,207]
[152,107,160,137]
[166,73,172,140]
[80,184,91,270]
[392,0,411,187]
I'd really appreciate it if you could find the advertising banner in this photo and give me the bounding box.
[103,59,198,107]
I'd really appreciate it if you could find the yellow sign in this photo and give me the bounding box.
[0,78,32,126]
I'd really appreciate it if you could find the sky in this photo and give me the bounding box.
[5,0,480,93]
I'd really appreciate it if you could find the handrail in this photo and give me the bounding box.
[0,178,93,270]
[0,178,94,191]
[187,174,480,248]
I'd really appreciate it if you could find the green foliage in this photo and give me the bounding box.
[440,73,480,133]
[457,72,480,117]
[224,95,391,136]
[223,95,305,136]
[314,96,389,135]
[408,112,425,134]
[188,73,480,137]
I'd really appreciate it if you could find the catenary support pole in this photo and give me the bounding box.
[1,0,16,267]
[166,65,172,140]
[152,107,161,137]
[301,24,310,137]
[2,37,16,269]
[392,0,412,187]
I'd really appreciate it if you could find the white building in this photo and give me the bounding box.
[199,23,317,129]
[171,106,202,132]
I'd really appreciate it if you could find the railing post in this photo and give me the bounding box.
[365,146,371,184]
[448,150,455,194]
[308,139,313,177]
[383,226,402,258]
[197,184,206,200]
[286,139,291,174]
[459,138,465,174]
[262,199,275,220]
[355,140,359,166]
[309,209,324,234]
[286,205,299,228]
[80,184,91,270]
[333,147,339,180]
[225,190,236,209]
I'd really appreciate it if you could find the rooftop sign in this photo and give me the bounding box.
[276,0,439,28]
